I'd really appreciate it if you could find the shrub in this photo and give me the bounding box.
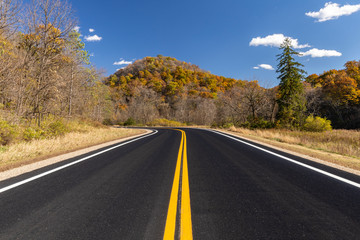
[303,115,332,132]
[45,119,69,137]
[222,122,234,129]
[251,119,274,129]
[0,146,7,153]
[0,119,17,145]
[211,122,234,129]
[241,117,274,129]
[102,118,113,126]
[23,127,44,141]
[87,120,103,128]
[0,120,16,145]
[124,117,136,126]
[148,118,184,127]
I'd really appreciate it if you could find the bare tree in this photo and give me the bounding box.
[0,0,21,37]
[242,81,265,119]
[128,86,160,124]
[188,97,216,125]
[58,30,89,117]
[218,85,247,125]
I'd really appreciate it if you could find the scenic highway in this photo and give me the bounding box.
[0,128,360,239]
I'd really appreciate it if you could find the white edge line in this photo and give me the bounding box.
[206,129,360,189]
[0,130,158,194]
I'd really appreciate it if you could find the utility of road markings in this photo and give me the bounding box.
[163,130,193,240]
[207,129,360,189]
[0,130,158,194]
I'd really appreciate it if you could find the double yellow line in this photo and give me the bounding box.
[163,129,193,240]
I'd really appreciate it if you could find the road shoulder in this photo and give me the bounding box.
[213,129,360,177]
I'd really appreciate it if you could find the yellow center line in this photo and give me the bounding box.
[163,131,184,239]
[163,129,193,240]
[181,131,193,239]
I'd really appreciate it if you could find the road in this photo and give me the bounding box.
[0,128,360,239]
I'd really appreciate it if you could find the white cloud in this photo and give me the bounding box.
[89,28,95,33]
[73,26,80,32]
[250,34,310,49]
[253,64,274,70]
[84,34,102,42]
[116,67,126,71]
[306,2,360,22]
[113,58,133,65]
[299,48,342,58]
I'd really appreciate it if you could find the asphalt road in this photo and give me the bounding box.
[0,128,360,239]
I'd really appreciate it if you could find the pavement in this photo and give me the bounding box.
[0,128,359,239]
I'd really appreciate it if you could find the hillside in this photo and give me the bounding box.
[106,55,242,99]
[105,56,273,126]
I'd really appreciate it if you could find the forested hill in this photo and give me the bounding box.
[106,55,243,99]
[104,55,273,126]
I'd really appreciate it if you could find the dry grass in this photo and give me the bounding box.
[223,126,360,171]
[0,127,145,171]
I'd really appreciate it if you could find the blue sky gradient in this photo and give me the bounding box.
[69,0,360,87]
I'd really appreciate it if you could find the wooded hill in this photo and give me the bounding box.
[106,56,360,129]
[107,55,240,99]
[106,55,277,127]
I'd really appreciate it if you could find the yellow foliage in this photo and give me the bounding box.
[19,23,65,56]
[107,56,241,98]
[148,118,185,127]
[322,70,360,104]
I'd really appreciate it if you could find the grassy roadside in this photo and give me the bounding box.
[218,127,360,172]
[0,126,145,172]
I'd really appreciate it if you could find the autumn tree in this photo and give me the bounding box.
[21,0,76,125]
[276,38,307,128]
[321,70,360,105]
[344,60,360,86]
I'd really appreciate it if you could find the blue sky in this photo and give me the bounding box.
[69,0,360,87]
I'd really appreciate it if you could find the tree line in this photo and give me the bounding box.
[0,0,111,126]
[107,50,360,130]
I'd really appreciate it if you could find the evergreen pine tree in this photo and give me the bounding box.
[276,38,307,128]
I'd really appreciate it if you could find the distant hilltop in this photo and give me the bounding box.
[106,55,244,99]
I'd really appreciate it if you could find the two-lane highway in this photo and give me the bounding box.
[1,128,360,239]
